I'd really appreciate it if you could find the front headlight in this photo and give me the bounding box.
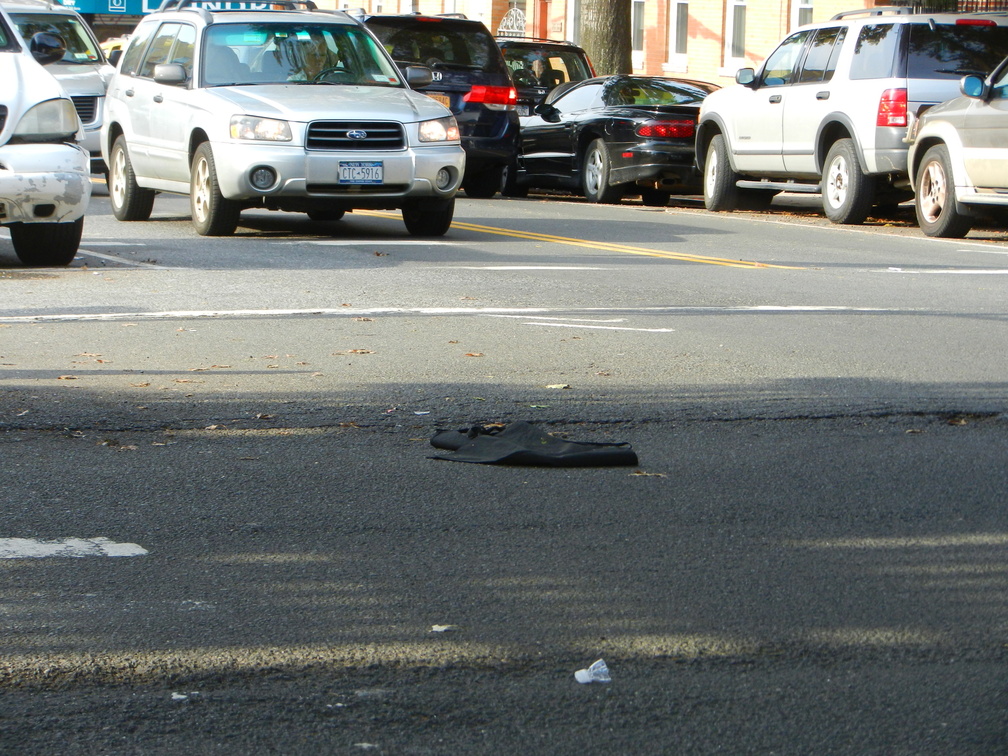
[418,115,460,143]
[13,98,80,142]
[230,115,292,142]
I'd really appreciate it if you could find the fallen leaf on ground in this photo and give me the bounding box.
[57,375,78,380]
[545,384,571,389]
[464,353,484,358]
[630,470,666,478]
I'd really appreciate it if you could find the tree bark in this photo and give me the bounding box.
[578,0,633,75]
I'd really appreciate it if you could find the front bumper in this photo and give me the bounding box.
[209,141,466,202]
[0,143,91,225]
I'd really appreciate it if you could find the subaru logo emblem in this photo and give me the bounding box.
[347,130,367,140]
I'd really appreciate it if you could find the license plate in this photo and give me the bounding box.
[428,93,451,108]
[517,104,530,117]
[338,161,383,184]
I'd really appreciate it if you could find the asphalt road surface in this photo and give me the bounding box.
[1,187,1007,754]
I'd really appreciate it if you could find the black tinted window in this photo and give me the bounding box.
[849,23,900,80]
[907,22,1008,79]
[798,26,846,83]
[367,18,507,74]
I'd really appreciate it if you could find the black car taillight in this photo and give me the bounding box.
[635,119,695,139]
[463,85,518,111]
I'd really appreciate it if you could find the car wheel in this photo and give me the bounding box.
[822,138,874,224]
[10,217,83,267]
[915,144,972,239]
[703,133,740,211]
[463,166,502,199]
[582,138,622,203]
[640,188,670,207]
[109,136,155,222]
[190,142,241,237]
[402,197,454,237]
[500,160,528,198]
[307,209,346,222]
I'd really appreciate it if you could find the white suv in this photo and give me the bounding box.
[0,5,90,266]
[696,8,1008,224]
[5,0,114,177]
[101,0,465,236]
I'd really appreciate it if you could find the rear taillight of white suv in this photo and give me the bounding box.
[876,88,907,128]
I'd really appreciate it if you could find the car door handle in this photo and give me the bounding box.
[153,94,163,103]
[816,91,830,100]
[125,89,134,97]
[769,94,782,104]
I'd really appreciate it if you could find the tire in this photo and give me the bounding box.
[190,142,240,237]
[500,159,528,198]
[703,133,740,211]
[640,188,671,207]
[915,144,972,238]
[109,136,154,222]
[821,138,874,225]
[10,217,83,267]
[307,209,346,222]
[463,166,502,199]
[582,138,622,203]
[402,197,454,237]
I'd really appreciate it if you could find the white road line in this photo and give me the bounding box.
[278,239,456,246]
[881,268,1008,275]
[0,537,148,558]
[524,322,676,333]
[0,305,902,325]
[453,266,609,270]
[77,249,173,269]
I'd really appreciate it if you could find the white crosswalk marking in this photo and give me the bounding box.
[0,537,148,558]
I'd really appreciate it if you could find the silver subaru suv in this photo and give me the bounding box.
[696,8,1008,224]
[101,0,465,236]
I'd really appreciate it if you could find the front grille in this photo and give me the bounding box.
[71,96,98,125]
[306,121,406,151]
[306,183,409,195]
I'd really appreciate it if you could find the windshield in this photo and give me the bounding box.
[502,46,593,87]
[366,18,508,74]
[11,12,102,64]
[602,77,717,107]
[202,23,403,86]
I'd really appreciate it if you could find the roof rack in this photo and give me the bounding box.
[830,6,913,20]
[495,36,579,46]
[157,0,318,13]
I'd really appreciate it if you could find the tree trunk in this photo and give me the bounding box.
[578,0,632,75]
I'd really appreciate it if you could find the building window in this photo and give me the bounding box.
[632,0,645,51]
[793,0,813,29]
[723,0,747,70]
[665,0,688,72]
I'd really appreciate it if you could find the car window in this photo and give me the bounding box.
[202,23,402,86]
[119,21,158,76]
[906,22,1008,79]
[552,82,602,112]
[139,22,182,79]
[603,77,712,106]
[759,30,810,87]
[502,47,592,88]
[993,63,1008,99]
[368,19,507,74]
[849,23,900,80]
[0,16,14,49]
[10,12,101,64]
[797,26,846,84]
[170,23,196,79]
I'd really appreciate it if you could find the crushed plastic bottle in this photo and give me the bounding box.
[574,658,611,684]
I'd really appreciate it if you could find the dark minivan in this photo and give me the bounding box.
[364,14,519,198]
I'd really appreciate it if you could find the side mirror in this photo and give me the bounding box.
[735,68,756,87]
[405,65,433,88]
[153,63,187,85]
[534,102,560,122]
[961,74,985,99]
[109,48,123,67]
[29,32,66,66]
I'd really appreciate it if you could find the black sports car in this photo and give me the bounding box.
[506,75,718,205]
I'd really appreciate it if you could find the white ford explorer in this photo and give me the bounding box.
[101,0,465,237]
[0,5,90,266]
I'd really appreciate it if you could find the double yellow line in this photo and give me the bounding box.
[358,211,797,269]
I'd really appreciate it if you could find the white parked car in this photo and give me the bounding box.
[5,0,115,176]
[101,0,465,236]
[907,55,1008,237]
[0,5,90,266]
